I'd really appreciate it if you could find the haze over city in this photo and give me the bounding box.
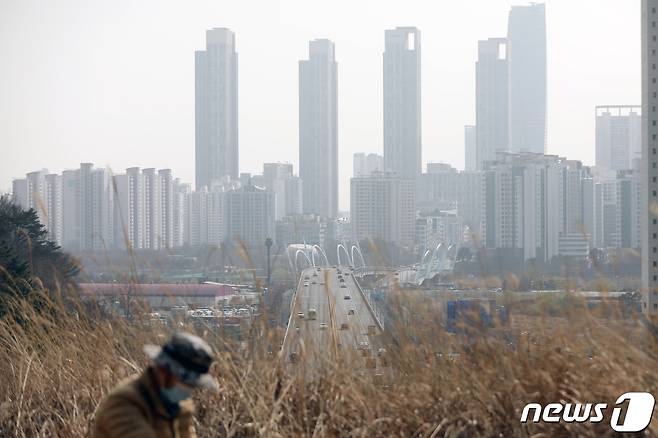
[0,0,640,210]
[5,1,658,436]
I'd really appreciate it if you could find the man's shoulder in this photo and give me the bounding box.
[99,374,146,411]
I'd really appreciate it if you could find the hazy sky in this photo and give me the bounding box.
[0,0,640,210]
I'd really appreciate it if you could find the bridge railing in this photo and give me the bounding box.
[350,272,385,331]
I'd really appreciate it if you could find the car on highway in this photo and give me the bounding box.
[339,278,345,283]
[288,352,298,363]
[297,312,305,319]
[319,322,328,330]
[344,295,350,300]
[340,284,347,288]
[307,308,317,320]
[340,322,349,330]
[348,309,355,315]
[312,281,317,285]
[304,282,309,287]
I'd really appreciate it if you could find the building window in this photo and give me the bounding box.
[654,247,657,253]
[654,177,657,183]
[654,261,657,267]
[655,304,658,311]
[654,218,657,224]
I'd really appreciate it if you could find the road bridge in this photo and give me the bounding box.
[281,267,387,373]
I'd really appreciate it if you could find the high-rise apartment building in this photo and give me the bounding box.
[507,3,547,154]
[482,153,584,262]
[114,167,145,250]
[353,153,384,177]
[223,184,275,248]
[11,178,27,210]
[457,171,483,234]
[418,163,459,213]
[642,0,658,315]
[61,170,79,249]
[195,28,239,190]
[299,39,338,219]
[350,172,415,247]
[263,163,303,220]
[595,105,642,171]
[476,38,509,170]
[383,27,421,184]
[44,173,63,245]
[25,170,47,225]
[464,125,477,172]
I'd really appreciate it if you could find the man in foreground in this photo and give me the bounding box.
[93,332,219,438]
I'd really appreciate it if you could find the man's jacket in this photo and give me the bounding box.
[92,367,197,438]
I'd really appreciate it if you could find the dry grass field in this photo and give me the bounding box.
[1,287,657,438]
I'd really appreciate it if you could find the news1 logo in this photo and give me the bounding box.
[520,392,656,432]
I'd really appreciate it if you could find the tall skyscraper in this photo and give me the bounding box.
[507,3,547,154]
[595,105,642,171]
[464,125,477,172]
[476,38,509,169]
[195,28,239,190]
[642,0,658,315]
[383,27,421,183]
[299,39,338,219]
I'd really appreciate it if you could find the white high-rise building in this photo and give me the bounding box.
[595,105,642,171]
[350,172,416,247]
[263,163,303,220]
[44,173,63,245]
[62,170,80,249]
[223,184,275,248]
[353,153,384,178]
[464,126,477,172]
[299,39,338,219]
[507,3,547,154]
[158,169,174,249]
[195,28,239,190]
[482,153,585,262]
[11,178,28,210]
[476,38,509,170]
[114,167,145,250]
[383,27,421,185]
[418,163,459,212]
[172,179,189,249]
[458,171,483,235]
[26,169,48,225]
[143,168,163,250]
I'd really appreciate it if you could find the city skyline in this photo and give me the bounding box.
[0,0,641,210]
